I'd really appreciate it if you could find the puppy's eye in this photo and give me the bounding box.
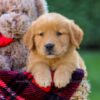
[56,32,62,36]
[39,32,44,36]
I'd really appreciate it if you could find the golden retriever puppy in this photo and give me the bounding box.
[23,13,87,88]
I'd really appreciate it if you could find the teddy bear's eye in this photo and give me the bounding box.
[2,11,6,14]
[12,9,19,13]
[56,32,62,36]
[22,10,28,14]
[39,32,44,36]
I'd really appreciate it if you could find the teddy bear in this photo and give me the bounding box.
[0,0,48,71]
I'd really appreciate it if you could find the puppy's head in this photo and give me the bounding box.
[0,12,31,39]
[23,13,83,58]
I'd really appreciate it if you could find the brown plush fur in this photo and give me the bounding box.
[24,13,87,88]
[0,0,8,16]
[6,0,48,19]
[0,0,48,71]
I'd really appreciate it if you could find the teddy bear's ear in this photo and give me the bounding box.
[23,22,35,50]
[69,21,84,48]
[35,0,48,16]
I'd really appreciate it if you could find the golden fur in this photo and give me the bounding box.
[23,13,87,88]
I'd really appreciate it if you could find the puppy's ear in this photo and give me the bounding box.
[69,21,83,48]
[23,23,35,50]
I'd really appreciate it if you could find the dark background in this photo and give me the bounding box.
[47,0,100,50]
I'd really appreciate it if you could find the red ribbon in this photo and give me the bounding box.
[0,33,14,47]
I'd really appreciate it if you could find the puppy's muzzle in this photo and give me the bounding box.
[45,43,55,55]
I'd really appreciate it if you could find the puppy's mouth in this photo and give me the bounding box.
[46,51,54,55]
[45,50,56,58]
[44,49,66,58]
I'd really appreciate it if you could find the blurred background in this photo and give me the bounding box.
[47,0,100,99]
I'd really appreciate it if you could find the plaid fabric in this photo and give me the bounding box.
[0,69,84,100]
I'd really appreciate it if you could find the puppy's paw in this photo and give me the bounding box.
[34,71,52,87]
[54,71,71,88]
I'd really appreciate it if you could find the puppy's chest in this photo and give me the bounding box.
[48,59,62,71]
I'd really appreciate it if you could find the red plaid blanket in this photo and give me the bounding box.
[0,69,84,100]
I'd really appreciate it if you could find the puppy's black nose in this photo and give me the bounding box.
[45,43,54,51]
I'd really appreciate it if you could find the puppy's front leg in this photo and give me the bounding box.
[30,63,52,87]
[54,64,76,88]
